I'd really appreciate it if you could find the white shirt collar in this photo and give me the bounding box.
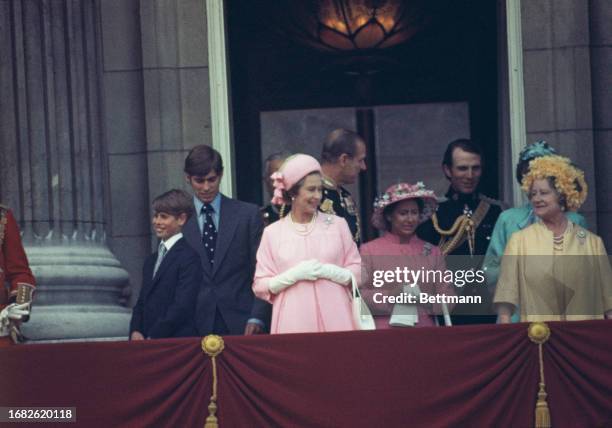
[161,232,183,252]
[193,193,221,214]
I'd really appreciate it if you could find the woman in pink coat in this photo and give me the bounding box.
[253,154,361,334]
[360,182,455,329]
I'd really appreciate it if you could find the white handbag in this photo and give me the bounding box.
[389,284,420,327]
[351,274,376,330]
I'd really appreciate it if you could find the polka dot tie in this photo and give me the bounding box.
[202,204,217,266]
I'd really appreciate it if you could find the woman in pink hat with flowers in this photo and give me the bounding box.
[360,182,455,328]
[252,154,361,334]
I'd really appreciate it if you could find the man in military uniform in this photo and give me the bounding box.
[260,152,290,227]
[0,205,36,346]
[319,129,367,246]
[417,139,503,324]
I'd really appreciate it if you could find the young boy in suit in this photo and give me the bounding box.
[130,189,203,340]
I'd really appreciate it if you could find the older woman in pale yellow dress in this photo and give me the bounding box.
[494,156,612,322]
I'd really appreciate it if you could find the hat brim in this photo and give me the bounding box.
[371,195,438,230]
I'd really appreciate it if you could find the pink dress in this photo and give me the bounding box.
[253,214,361,334]
[359,233,455,328]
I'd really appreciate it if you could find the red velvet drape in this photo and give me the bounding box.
[1,321,611,427]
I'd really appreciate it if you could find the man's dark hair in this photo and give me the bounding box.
[152,189,194,219]
[442,138,484,169]
[264,151,291,165]
[321,129,364,164]
[263,151,291,176]
[184,145,223,177]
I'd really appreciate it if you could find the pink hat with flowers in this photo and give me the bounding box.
[371,182,438,230]
[270,154,321,205]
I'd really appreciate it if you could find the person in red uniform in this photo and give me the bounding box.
[0,205,35,347]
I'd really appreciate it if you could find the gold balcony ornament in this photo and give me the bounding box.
[201,335,225,428]
[528,322,551,428]
[202,335,225,357]
[528,322,551,345]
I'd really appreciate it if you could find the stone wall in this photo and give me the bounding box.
[589,0,612,247]
[100,0,212,306]
[521,0,598,229]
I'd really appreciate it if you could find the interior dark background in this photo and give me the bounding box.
[227,0,499,205]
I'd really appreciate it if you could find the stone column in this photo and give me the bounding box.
[520,0,597,228]
[589,0,612,248]
[0,0,130,340]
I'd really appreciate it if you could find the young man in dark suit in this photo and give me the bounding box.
[183,145,271,335]
[130,189,203,340]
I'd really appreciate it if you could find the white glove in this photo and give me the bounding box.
[0,303,29,340]
[269,259,323,294]
[5,303,30,320]
[0,306,11,337]
[318,264,352,286]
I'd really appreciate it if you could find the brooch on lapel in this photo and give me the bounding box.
[422,242,432,256]
[324,215,334,227]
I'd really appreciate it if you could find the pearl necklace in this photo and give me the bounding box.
[289,211,317,236]
[552,222,569,252]
[553,234,564,252]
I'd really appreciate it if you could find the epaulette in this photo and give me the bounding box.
[322,176,337,190]
[479,194,508,209]
[320,199,336,215]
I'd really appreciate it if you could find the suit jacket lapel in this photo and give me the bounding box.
[148,241,182,293]
[183,211,213,275]
[212,195,238,276]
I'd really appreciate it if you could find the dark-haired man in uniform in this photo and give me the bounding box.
[319,129,367,246]
[418,139,503,324]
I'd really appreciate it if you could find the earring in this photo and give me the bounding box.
[291,196,296,202]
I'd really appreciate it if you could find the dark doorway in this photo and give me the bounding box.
[227,0,499,236]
